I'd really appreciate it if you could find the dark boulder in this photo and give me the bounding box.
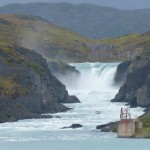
[70,124,83,128]
[96,111,102,114]
[62,124,83,129]
[96,122,118,132]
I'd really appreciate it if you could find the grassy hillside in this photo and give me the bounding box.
[100,32,150,49]
[0,14,92,62]
[98,32,150,61]
[0,14,150,62]
[135,112,150,138]
[1,3,150,39]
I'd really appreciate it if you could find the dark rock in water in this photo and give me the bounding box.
[70,124,83,128]
[53,116,61,118]
[114,61,132,86]
[62,124,83,129]
[41,115,53,119]
[96,122,118,132]
[112,59,150,108]
[96,111,102,114]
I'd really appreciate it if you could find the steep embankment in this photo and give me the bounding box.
[0,3,150,39]
[0,16,80,123]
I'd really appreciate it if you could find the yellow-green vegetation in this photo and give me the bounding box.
[27,62,44,73]
[134,114,150,138]
[0,14,150,62]
[0,18,16,46]
[112,127,118,133]
[0,14,91,52]
[0,77,26,97]
[0,45,44,73]
[99,33,140,46]
[135,128,150,138]
[1,45,18,58]
[100,33,150,53]
[0,14,96,62]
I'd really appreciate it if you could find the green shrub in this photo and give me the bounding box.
[135,55,141,61]
[27,62,44,73]
[0,77,26,97]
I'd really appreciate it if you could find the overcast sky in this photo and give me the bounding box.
[0,0,150,10]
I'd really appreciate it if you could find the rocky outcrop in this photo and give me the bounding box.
[114,61,132,86]
[112,59,150,107]
[0,45,80,123]
[48,61,80,88]
[48,62,80,77]
[96,122,118,132]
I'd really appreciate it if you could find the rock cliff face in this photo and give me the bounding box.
[0,45,79,123]
[112,59,150,107]
[114,61,132,86]
[48,62,80,88]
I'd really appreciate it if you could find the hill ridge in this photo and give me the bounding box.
[0,2,150,38]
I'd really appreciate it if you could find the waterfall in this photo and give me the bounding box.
[70,62,119,91]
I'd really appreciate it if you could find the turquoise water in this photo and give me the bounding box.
[0,63,148,150]
[0,130,150,150]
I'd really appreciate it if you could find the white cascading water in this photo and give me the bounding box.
[0,62,145,145]
[70,62,118,91]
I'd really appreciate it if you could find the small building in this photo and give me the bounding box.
[118,107,143,138]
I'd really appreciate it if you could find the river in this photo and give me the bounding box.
[0,62,149,150]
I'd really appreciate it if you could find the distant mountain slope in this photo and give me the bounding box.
[0,3,150,39]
